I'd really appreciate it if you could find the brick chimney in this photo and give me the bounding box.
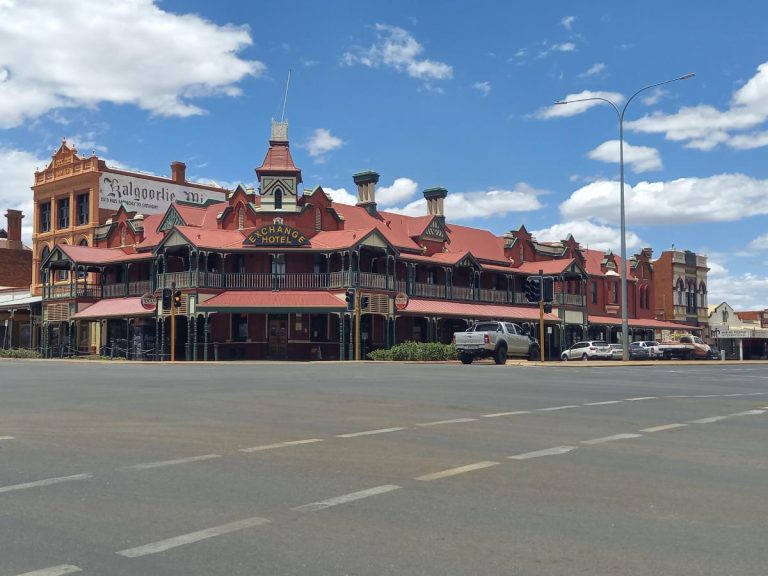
[170,161,186,184]
[4,209,23,250]
[353,170,380,215]
[423,187,448,218]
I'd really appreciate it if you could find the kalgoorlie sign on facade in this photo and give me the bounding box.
[99,172,227,213]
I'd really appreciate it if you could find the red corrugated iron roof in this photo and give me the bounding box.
[516,258,576,275]
[59,244,152,265]
[399,298,559,322]
[71,297,153,319]
[197,291,346,312]
[581,248,633,278]
[255,141,301,180]
[443,223,508,263]
[173,226,245,249]
[588,315,695,330]
[309,228,378,250]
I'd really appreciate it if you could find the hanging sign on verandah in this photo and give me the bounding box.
[243,223,309,247]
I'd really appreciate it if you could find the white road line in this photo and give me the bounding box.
[240,438,324,453]
[729,409,765,416]
[640,423,688,433]
[337,427,407,438]
[121,454,222,471]
[117,516,270,558]
[509,446,577,460]
[0,435,14,441]
[582,433,642,445]
[584,400,623,406]
[664,395,692,398]
[625,397,657,401]
[481,410,531,418]
[690,416,728,424]
[415,461,499,481]
[0,473,92,495]
[693,395,719,398]
[15,565,82,576]
[723,393,746,397]
[415,418,477,427]
[291,484,401,512]
[537,405,579,412]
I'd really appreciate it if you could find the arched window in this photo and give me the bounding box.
[274,188,283,210]
[315,207,321,231]
[40,246,50,283]
[79,238,88,247]
[238,206,245,230]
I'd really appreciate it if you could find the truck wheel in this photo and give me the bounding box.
[459,352,473,365]
[494,345,507,365]
[528,345,540,361]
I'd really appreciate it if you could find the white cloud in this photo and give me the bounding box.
[323,186,357,206]
[560,173,768,225]
[532,220,643,253]
[561,16,576,30]
[377,178,418,206]
[302,128,343,160]
[536,90,625,119]
[640,87,668,106]
[342,24,453,81]
[0,147,48,245]
[748,234,768,251]
[709,273,768,310]
[587,140,663,173]
[389,184,544,220]
[553,42,576,52]
[626,62,768,150]
[0,0,263,128]
[473,81,492,96]
[579,63,606,78]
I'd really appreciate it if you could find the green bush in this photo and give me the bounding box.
[367,341,458,361]
[0,348,41,359]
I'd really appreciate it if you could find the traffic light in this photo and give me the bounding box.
[542,276,554,302]
[360,295,370,310]
[543,303,553,314]
[345,288,355,311]
[161,288,171,310]
[524,277,541,303]
[173,290,182,308]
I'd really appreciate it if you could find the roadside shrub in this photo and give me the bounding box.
[367,341,458,361]
[0,348,41,359]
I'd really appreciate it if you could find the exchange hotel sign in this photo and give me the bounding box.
[244,224,309,246]
[99,172,227,213]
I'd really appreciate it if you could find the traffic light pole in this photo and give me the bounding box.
[539,270,545,362]
[170,282,176,362]
[354,290,361,361]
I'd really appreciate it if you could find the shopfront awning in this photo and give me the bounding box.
[588,315,696,331]
[71,297,154,320]
[399,298,560,322]
[197,291,347,314]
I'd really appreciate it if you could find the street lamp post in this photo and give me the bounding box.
[556,73,694,361]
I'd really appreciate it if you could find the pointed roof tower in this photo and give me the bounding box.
[255,120,303,212]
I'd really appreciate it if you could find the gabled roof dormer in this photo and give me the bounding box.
[255,120,302,213]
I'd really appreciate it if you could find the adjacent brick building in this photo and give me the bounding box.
[0,209,32,288]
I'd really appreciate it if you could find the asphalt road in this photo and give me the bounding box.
[0,360,766,576]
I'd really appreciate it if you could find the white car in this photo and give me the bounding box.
[561,341,613,361]
[634,340,662,359]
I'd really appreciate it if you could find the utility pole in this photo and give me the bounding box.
[539,269,545,362]
[354,290,361,361]
[170,281,176,362]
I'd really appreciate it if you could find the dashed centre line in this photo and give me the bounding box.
[625,396,657,401]
[729,409,765,416]
[690,416,728,424]
[641,423,688,433]
[584,400,623,406]
[0,435,14,441]
[415,418,477,427]
[537,405,579,412]
[481,410,531,418]
[117,516,270,558]
[415,461,499,481]
[582,433,643,445]
[14,565,82,576]
[240,438,324,453]
[291,484,401,512]
[0,473,92,495]
[509,446,577,460]
[337,427,407,438]
[121,454,222,471]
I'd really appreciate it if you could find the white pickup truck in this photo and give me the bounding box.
[454,321,540,364]
[657,335,711,360]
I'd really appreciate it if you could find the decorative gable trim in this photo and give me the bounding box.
[456,252,481,269]
[157,206,186,233]
[421,217,447,241]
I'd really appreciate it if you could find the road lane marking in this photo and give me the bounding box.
[690,416,728,424]
[509,446,577,460]
[584,401,623,406]
[537,405,579,412]
[693,395,719,398]
[582,433,642,445]
[0,473,92,495]
[640,423,688,433]
[664,395,692,398]
[291,485,401,512]
[240,439,324,453]
[625,397,657,401]
[121,454,222,471]
[337,427,407,438]
[415,461,499,481]
[729,409,765,416]
[481,410,531,418]
[117,516,270,558]
[15,565,82,576]
[723,393,746,397]
[0,436,14,441]
[415,418,477,427]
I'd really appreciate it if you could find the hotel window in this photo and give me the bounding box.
[238,207,245,230]
[612,282,619,304]
[315,207,321,231]
[232,314,248,342]
[591,281,598,304]
[39,202,51,232]
[76,193,89,226]
[57,197,70,229]
[427,270,435,285]
[271,253,286,275]
[274,188,283,210]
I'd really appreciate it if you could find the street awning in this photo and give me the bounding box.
[197,291,347,313]
[399,298,560,322]
[588,315,696,330]
[71,297,154,320]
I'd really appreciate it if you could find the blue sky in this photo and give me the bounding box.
[1,0,767,308]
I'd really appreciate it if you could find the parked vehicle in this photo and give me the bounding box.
[634,340,662,359]
[609,343,623,360]
[454,321,540,364]
[657,335,711,360]
[628,342,650,360]
[707,346,722,360]
[561,341,612,361]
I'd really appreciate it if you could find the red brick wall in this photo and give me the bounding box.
[0,248,32,287]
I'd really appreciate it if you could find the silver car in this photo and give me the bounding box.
[561,341,613,361]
